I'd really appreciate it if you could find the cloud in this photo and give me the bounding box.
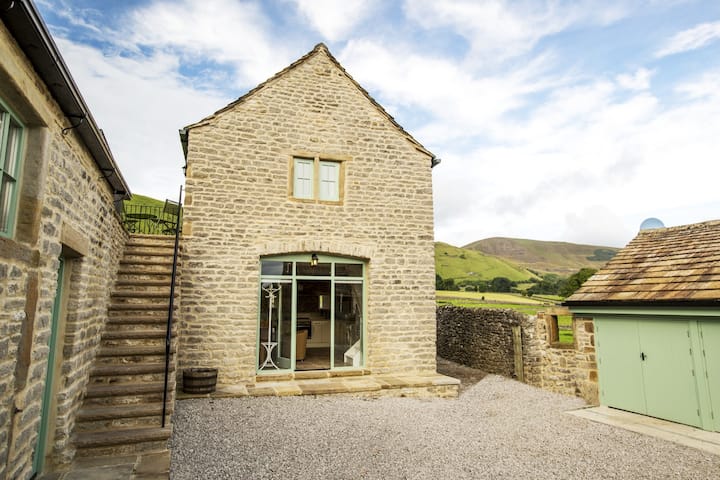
[656,20,720,57]
[126,0,292,86]
[403,0,630,64]
[616,68,653,91]
[293,0,379,41]
[54,38,229,201]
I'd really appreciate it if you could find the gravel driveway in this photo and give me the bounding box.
[170,363,720,479]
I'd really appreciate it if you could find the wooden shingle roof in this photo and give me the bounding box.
[565,219,720,306]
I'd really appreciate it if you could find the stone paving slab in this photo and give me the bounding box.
[568,406,720,456]
[40,450,170,480]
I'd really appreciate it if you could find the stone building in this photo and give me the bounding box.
[0,2,131,477]
[179,44,443,387]
[567,220,720,432]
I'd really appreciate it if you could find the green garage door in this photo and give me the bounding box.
[637,320,701,428]
[699,320,720,432]
[596,318,702,428]
[595,319,645,413]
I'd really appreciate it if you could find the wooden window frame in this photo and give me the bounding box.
[0,99,25,238]
[289,154,347,205]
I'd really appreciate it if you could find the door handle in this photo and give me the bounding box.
[640,352,647,361]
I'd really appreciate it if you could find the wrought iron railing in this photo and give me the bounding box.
[122,202,181,235]
[162,187,182,428]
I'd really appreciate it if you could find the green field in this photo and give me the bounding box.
[436,290,558,316]
[437,290,573,341]
[435,242,536,283]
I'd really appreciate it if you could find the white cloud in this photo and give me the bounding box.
[55,39,229,201]
[404,0,630,64]
[616,68,653,91]
[126,0,292,86]
[293,0,379,41]
[656,20,720,57]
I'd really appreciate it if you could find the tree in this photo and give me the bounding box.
[559,268,597,297]
[489,276,513,292]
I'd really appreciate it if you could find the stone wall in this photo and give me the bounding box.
[180,45,437,384]
[0,21,127,478]
[436,305,527,376]
[524,313,598,404]
[436,307,598,404]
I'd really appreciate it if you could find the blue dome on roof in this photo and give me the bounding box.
[639,217,665,231]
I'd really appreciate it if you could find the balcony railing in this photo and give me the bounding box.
[122,201,181,235]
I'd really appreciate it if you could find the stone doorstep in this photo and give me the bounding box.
[180,373,459,399]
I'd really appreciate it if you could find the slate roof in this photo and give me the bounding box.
[565,219,720,306]
[181,43,435,160]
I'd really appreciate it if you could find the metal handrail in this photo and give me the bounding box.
[122,203,181,235]
[162,186,183,428]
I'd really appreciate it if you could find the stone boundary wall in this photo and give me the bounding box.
[436,306,527,377]
[436,307,598,404]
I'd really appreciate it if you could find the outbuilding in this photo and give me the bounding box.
[566,220,720,432]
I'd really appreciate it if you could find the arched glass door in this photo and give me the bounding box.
[258,254,364,373]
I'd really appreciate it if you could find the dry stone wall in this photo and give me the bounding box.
[181,45,437,385]
[0,21,127,478]
[436,305,527,376]
[436,306,598,404]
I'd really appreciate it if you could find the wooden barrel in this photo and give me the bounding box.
[183,368,218,394]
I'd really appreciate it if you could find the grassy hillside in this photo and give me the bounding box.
[435,242,537,283]
[462,237,618,275]
[124,193,164,209]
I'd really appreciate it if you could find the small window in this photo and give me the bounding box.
[291,155,344,203]
[0,103,24,237]
[318,161,339,201]
[293,158,314,199]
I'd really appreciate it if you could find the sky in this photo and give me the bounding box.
[36,0,720,248]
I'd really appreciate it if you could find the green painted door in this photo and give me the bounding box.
[595,318,646,413]
[637,320,701,428]
[699,320,720,432]
[33,257,64,474]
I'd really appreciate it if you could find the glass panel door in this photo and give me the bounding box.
[258,281,291,371]
[334,282,363,368]
[295,279,331,371]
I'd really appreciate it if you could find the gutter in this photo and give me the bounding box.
[0,0,130,199]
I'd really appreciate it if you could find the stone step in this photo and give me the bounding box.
[126,234,177,247]
[102,329,171,341]
[122,255,181,266]
[88,369,175,388]
[109,303,176,312]
[98,345,175,357]
[78,403,172,422]
[120,257,177,267]
[107,315,174,324]
[123,246,176,257]
[85,382,166,399]
[111,290,174,299]
[118,264,172,279]
[75,402,173,432]
[115,278,176,288]
[75,413,172,433]
[90,362,174,377]
[73,427,172,454]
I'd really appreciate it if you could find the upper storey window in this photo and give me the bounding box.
[0,101,24,238]
[291,156,344,203]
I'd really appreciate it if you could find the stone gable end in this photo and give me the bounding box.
[180,45,437,384]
